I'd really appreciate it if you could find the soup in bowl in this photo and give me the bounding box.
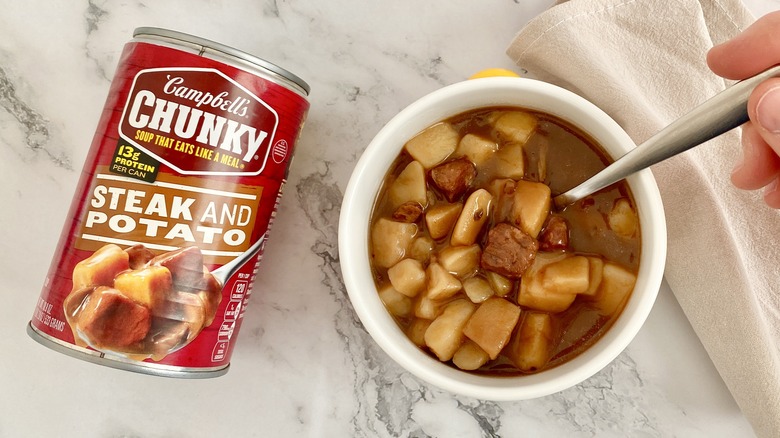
[339,77,666,400]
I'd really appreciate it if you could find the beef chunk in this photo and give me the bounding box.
[148,319,192,355]
[579,197,595,209]
[150,246,205,288]
[63,287,95,320]
[480,223,539,278]
[78,287,151,349]
[125,244,156,270]
[392,201,424,223]
[430,157,477,202]
[538,216,569,251]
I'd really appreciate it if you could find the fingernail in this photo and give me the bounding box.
[755,86,780,133]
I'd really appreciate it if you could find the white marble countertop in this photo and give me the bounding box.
[1,1,777,437]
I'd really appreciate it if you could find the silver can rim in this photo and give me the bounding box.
[133,26,311,96]
[27,322,229,379]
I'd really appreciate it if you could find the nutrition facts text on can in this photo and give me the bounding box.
[212,275,249,362]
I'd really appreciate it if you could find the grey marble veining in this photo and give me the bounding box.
[0,0,772,436]
[0,65,61,167]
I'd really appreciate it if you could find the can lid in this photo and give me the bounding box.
[133,27,310,96]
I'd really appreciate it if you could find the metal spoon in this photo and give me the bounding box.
[211,233,266,285]
[553,64,780,209]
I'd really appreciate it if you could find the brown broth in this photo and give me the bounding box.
[369,106,640,376]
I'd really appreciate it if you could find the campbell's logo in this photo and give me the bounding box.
[119,68,279,176]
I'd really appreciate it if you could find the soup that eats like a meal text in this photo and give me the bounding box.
[369,107,640,375]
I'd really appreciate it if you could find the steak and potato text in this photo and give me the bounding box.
[369,107,640,375]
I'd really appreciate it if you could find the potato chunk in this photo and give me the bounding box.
[456,134,498,166]
[371,218,418,268]
[608,198,638,238]
[72,244,130,290]
[540,256,590,295]
[438,244,481,279]
[378,285,412,318]
[388,258,427,297]
[405,122,459,169]
[591,262,636,315]
[425,203,462,240]
[486,178,516,224]
[462,277,495,303]
[511,180,551,238]
[451,189,493,246]
[114,265,172,308]
[463,297,521,359]
[414,295,444,320]
[492,142,525,180]
[485,271,513,297]
[493,111,537,144]
[407,318,432,347]
[426,262,462,301]
[507,312,554,372]
[582,256,604,296]
[517,252,577,312]
[482,109,506,125]
[409,236,435,264]
[424,299,476,361]
[388,161,427,210]
[486,178,515,199]
[518,288,576,313]
[453,339,490,370]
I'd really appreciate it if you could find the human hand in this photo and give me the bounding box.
[707,11,780,208]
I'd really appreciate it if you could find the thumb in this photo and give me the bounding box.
[748,78,780,208]
[750,77,780,157]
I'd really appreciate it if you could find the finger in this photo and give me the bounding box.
[731,124,780,190]
[707,11,780,80]
[748,77,780,158]
[763,176,780,208]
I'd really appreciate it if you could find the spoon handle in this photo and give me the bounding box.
[210,233,266,285]
[553,64,780,209]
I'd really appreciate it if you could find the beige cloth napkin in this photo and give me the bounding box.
[507,1,780,437]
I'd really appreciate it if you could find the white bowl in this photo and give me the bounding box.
[338,77,666,400]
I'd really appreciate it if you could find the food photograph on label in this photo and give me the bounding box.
[63,244,223,361]
[2,2,778,438]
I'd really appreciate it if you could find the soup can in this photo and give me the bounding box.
[27,27,310,378]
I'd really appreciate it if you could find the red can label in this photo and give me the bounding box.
[30,40,308,372]
[121,68,281,176]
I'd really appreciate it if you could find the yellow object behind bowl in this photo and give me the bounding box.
[469,68,520,79]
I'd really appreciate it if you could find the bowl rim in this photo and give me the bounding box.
[338,77,667,400]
